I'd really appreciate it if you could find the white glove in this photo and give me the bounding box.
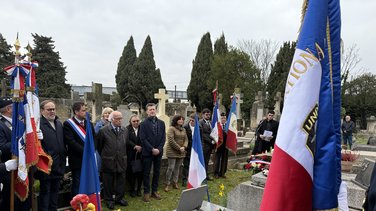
[37,130,44,140]
[5,159,17,171]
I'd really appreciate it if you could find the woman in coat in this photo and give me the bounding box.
[164,115,188,192]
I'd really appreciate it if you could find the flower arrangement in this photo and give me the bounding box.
[244,153,272,176]
[216,184,227,211]
[341,150,359,162]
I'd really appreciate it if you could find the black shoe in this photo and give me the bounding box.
[106,201,115,209]
[116,199,129,206]
[130,191,136,197]
[137,189,142,197]
[182,180,187,187]
[206,177,213,181]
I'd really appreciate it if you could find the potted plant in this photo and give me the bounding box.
[341,150,359,172]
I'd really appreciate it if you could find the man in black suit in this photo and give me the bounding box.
[35,100,66,211]
[0,97,31,210]
[252,110,279,155]
[199,108,216,181]
[63,102,95,197]
[126,114,143,197]
[140,103,166,202]
[181,113,194,187]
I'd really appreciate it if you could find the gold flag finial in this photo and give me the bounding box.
[14,33,22,63]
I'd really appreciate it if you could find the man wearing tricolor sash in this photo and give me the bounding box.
[63,102,95,197]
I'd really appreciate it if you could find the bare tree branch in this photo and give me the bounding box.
[237,39,279,85]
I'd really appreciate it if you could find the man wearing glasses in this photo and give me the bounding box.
[36,100,66,211]
[199,108,216,181]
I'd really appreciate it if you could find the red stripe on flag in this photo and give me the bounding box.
[260,145,312,211]
[226,130,237,153]
[88,193,101,210]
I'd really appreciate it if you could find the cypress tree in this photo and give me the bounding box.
[129,35,165,107]
[0,34,13,81]
[214,33,228,56]
[116,36,137,100]
[265,41,296,109]
[31,34,71,98]
[187,32,213,111]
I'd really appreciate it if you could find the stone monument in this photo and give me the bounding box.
[250,91,266,131]
[274,92,282,121]
[154,88,171,131]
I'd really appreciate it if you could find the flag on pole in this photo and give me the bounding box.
[187,114,206,189]
[79,112,101,211]
[210,100,223,148]
[225,95,237,154]
[260,0,341,210]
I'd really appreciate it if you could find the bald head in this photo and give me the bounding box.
[109,111,123,127]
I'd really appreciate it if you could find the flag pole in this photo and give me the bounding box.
[10,165,15,211]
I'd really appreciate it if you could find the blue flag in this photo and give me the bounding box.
[79,112,101,211]
[313,0,342,209]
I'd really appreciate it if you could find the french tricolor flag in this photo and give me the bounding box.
[225,96,237,154]
[187,114,206,189]
[260,0,341,210]
[210,100,223,148]
[79,113,101,211]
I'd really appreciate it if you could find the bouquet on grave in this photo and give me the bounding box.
[244,153,272,176]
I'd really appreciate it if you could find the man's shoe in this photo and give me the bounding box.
[221,175,227,178]
[182,180,187,187]
[206,177,213,181]
[106,201,115,209]
[214,174,220,179]
[173,182,179,189]
[117,199,128,206]
[151,192,162,200]
[143,194,151,202]
[164,185,170,192]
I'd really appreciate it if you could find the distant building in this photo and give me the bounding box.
[71,85,117,99]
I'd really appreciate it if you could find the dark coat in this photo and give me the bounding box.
[199,119,215,152]
[364,165,376,211]
[0,116,12,162]
[183,124,193,157]
[126,125,141,162]
[97,124,128,173]
[256,119,279,148]
[35,116,66,180]
[63,118,95,170]
[139,117,165,157]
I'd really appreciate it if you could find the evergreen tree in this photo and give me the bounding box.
[31,34,71,98]
[115,36,137,100]
[129,35,165,107]
[0,33,13,82]
[265,41,296,109]
[187,32,213,111]
[214,33,228,56]
[210,46,261,121]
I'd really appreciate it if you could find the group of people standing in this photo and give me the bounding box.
[0,98,232,210]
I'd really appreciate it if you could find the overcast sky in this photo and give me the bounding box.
[1,0,375,90]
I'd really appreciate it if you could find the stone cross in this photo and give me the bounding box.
[84,82,103,121]
[234,88,243,119]
[274,92,282,120]
[154,88,168,116]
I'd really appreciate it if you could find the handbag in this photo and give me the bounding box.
[131,152,143,173]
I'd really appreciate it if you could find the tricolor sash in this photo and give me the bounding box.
[67,118,86,142]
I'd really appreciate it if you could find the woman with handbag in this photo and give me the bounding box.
[164,115,188,192]
[126,115,143,197]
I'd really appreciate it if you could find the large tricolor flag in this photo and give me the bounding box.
[79,112,101,211]
[210,100,223,148]
[260,0,341,210]
[225,95,237,154]
[187,114,206,189]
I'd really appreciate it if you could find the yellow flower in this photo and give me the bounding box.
[219,183,225,191]
[219,191,224,197]
[251,162,257,167]
[257,163,261,168]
